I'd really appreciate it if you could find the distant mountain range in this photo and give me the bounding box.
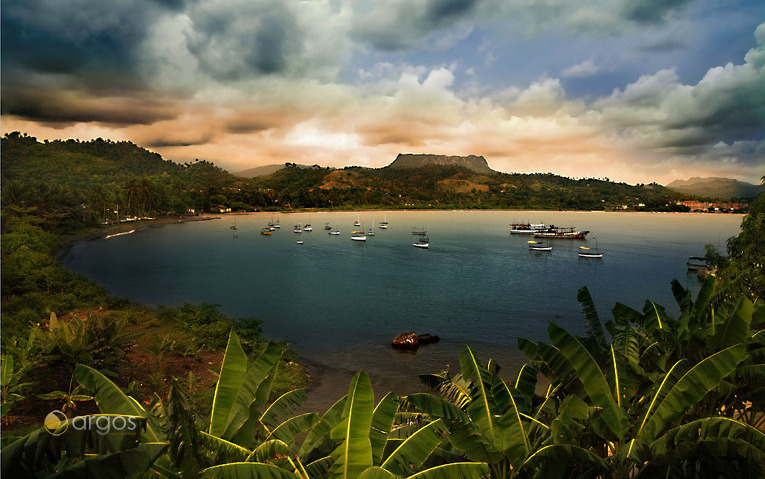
[666,177,764,200]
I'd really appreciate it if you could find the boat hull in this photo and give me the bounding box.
[529,246,552,251]
[578,252,603,258]
[413,243,429,249]
[534,230,589,239]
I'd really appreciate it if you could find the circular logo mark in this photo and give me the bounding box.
[44,410,69,436]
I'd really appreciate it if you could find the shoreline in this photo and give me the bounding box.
[56,214,221,257]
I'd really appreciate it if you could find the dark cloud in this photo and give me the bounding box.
[351,0,481,51]
[623,0,693,24]
[186,2,302,80]
[1,88,177,126]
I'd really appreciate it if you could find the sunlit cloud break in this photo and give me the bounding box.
[2,0,763,184]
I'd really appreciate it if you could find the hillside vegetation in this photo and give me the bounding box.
[3,132,691,216]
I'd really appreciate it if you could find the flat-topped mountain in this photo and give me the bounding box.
[388,154,494,174]
[666,177,764,199]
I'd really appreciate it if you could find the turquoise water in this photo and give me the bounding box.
[62,211,741,400]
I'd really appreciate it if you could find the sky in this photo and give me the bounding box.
[2,0,764,185]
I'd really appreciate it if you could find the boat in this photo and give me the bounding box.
[350,230,367,241]
[303,223,313,231]
[534,227,589,239]
[293,223,302,233]
[260,227,272,236]
[578,238,604,258]
[329,229,341,235]
[353,214,361,227]
[296,234,304,245]
[273,215,281,228]
[324,223,332,230]
[413,235,430,249]
[686,256,708,271]
[379,216,389,229]
[510,223,545,234]
[367,227,375,237]
[528,240,552,251]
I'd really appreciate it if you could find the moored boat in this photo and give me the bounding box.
[510,223,546,234]
[351,230,367,241]
[329,229,341,235]
[534,227,588,239]
[261,227,272,236]
[528,240,552,251]
[578,245,603,258]
[413,236,430,249]
[379,215,389,229]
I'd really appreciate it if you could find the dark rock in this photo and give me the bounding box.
[391,331,440,350]
[388,154,494,174]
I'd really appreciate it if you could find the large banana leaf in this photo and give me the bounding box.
[268,413,321,445]
[577,286,606,347]
[299,395,347,461]
[48,442,167,479]
[245,439,289,463]
[358,466,397,478]
[548,322,627,440]
[515,444,609,478]
[402,394,469,423]
[201,462,299,478]
[459,346,498,444]
[651,417,765,457]
[406,462,490,478]
[637,344,747,442]
[370,392,398,465]
[491,378,530,465]
[209,331,248,438]
[329,371,375,478]
[711,297,754,350]
[74,364,161,442]
[261,389,308,429]
[199,431,252,463]
[380,419,446,476]
[222,340,284,439]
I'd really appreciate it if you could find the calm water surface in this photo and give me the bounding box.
[63,211,741,405]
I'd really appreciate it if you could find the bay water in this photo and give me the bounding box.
[62,211,742,407]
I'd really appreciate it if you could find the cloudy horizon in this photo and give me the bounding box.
[2,0,764,185]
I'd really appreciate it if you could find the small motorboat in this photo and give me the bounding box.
[329,229,341,235]
[260,228,272,236]
[528,240,552,251]
[578,245,603,258]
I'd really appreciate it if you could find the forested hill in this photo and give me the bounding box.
[2,132,691,220]
[249,163,686,211]
[2,132,237,189]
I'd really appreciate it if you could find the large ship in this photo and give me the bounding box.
[509,223,546,234]
[533,226,589,239]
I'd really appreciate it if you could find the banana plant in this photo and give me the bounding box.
[201,370,490,478]
[1,414,166,478]
[519,284,764,477]
[405,345,610,478]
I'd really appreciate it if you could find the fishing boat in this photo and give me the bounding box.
[413,234,430,249]
[350,230,367,241]
[260,227,272,236]
[510,223,545,234]
[379,216,389,229]
[534,227,589,239]
[528,240,552,251]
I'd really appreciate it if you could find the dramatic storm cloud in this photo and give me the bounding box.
[2,0,763,184]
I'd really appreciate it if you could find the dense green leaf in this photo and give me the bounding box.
[370,392,398,465]
[381,419,447,476]
[638,344,747,441]
[329,371,375,478]
[210,331,248,437]
[201,462,300,479]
